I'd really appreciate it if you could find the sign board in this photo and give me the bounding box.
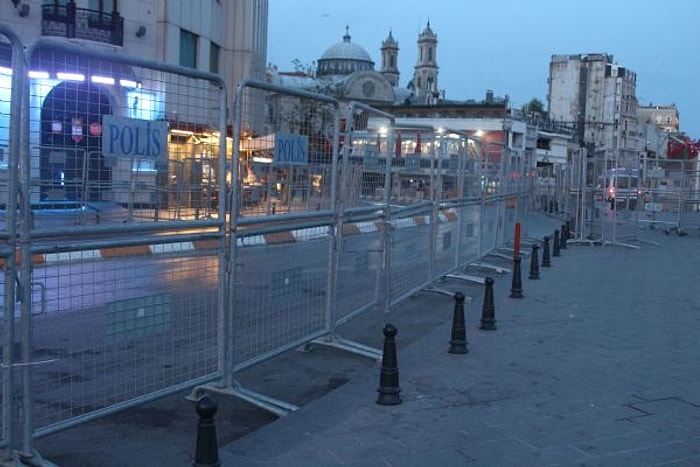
[102,115,168,160]
[89,121,102,136]
[274,133,308,166]
[71,117,83,143]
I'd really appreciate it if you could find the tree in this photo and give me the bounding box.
[522,98,547,119]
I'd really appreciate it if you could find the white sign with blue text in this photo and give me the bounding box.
[102,115,168,160]
[274,133,308,165]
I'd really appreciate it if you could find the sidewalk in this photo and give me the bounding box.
[220,217,700,466]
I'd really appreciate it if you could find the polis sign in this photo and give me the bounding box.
[102,115,168,160]
[274,133,308,166]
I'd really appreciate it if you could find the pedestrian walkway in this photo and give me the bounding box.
[219,217,700,466]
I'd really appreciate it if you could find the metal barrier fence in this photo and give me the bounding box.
[198,80,343,415]
[1,34,228,461]
[0,23,25,464]
[0,26,540,459]
[564,149,700,246]
[334,102,393,327]
[638,157,700,235]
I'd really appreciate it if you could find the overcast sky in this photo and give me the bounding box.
[268,0,697,136]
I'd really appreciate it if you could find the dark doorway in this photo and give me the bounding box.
[40,81,112,203]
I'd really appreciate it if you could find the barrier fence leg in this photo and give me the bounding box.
[449,292,468,354]
[542,236,551,267]
[479,277,497,331]
[510,256,524,298]
[529,244,540,280]
[193,395,221,467]
[376,324,402,405]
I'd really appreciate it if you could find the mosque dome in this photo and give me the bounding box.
[317,27,374,77]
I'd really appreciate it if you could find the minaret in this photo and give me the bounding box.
[380,30,400,87]
[413,21,439,103]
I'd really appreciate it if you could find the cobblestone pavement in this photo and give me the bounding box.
[221,217,700,466]
[33,212,700,466]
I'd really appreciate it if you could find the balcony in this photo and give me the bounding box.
[42,3,124,47]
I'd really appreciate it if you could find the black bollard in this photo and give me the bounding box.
[376,323,402,405]
[449,292,468,354]
[479,277,497,330]
[529,244,540,280]
[510,255,524,298]
[552,229,561,257]
[193,395,221,467]
[566,220,572,239]
[560,224,568,249]
[541,236,551,267]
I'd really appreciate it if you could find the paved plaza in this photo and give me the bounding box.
[219,215,700,466]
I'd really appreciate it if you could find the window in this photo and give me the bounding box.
[180,29,198,69]
[88,0,117,12]
[209,42,220,74]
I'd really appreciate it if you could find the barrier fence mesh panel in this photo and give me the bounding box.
[457,204,481,265]
[585,155,641,243]
[333,108,392,323]
[335,228,382,321]
[29,248,220,432]
[19,44,227,437]
[232,235,331,369]
[230,83,337,371]
[341,110,391,207]
[480,202,498,255]
[236,86,336,217]
[390,130,435,205]
[1,30,28,453]
[640,158,700,234]
[387,206,433,304]
[433,207,458,276]
[678,162,700,231]
[28,49,224,223]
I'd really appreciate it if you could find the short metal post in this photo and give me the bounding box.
[449,292,468,354]
[376,324,402,405]
[479,277,497,330]
[542,236,551,267]
[529,244,540,279]
[193,395,221,467]
[510,256,524,298]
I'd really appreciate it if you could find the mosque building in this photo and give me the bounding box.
[267,23,440,106]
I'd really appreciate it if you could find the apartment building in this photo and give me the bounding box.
[548,53,638,166]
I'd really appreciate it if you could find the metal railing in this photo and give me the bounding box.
[41,3,124,46]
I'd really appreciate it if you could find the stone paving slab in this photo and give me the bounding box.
[221,217,700,466]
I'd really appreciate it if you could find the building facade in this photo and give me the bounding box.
[636,104,679,159]
[548,53,639,166]
[0,0,267,207]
